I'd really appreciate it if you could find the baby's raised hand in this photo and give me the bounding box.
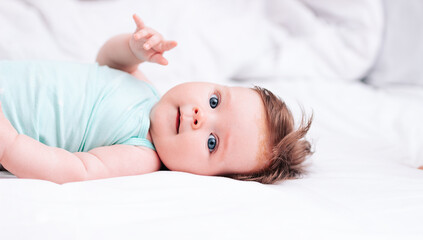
[129,14,177,65]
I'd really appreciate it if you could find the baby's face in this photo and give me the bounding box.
[149,82,268,176]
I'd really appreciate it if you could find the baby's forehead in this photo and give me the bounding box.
[228,86,266,121]
[222,123,269,174]
[221,86,269,172]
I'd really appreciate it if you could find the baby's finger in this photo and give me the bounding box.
[132,14,145,30]
[144,35,162,50]
[134,29,152,40]
[150,53,168,65]
[152,40,177,52]
[162,41,177,51]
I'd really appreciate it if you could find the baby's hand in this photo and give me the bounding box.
[0,102,18,161]
[129,14,177,65]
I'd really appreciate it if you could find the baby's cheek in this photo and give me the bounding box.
[158,139,186,169]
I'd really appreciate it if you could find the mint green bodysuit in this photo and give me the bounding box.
[0,61,159,152]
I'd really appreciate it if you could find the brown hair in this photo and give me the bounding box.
[229,86,313,184]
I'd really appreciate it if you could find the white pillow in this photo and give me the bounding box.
[365,0,423,86]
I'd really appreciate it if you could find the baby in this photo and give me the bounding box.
[0,15,312,184]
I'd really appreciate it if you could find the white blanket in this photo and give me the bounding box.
[1,0,422,239]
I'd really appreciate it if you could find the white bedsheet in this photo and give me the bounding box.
[1,0,422,239]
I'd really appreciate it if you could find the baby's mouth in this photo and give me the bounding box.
[176,107,180,134]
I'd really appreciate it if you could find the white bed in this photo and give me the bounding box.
[1,0,423,239]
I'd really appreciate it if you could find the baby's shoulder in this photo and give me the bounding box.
[134,145,161,170]
[118,144,162,173]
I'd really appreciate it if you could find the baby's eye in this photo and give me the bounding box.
[207,134,218,152]
[209,94,219,109]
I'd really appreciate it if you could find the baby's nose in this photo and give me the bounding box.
[191,107,204,130]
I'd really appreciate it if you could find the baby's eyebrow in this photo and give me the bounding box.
[221,86,231,109]
[221,130,230,160]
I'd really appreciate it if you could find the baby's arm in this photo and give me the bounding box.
[2,136,160,184]
[0,104,160,184]
[96,14,177,75]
